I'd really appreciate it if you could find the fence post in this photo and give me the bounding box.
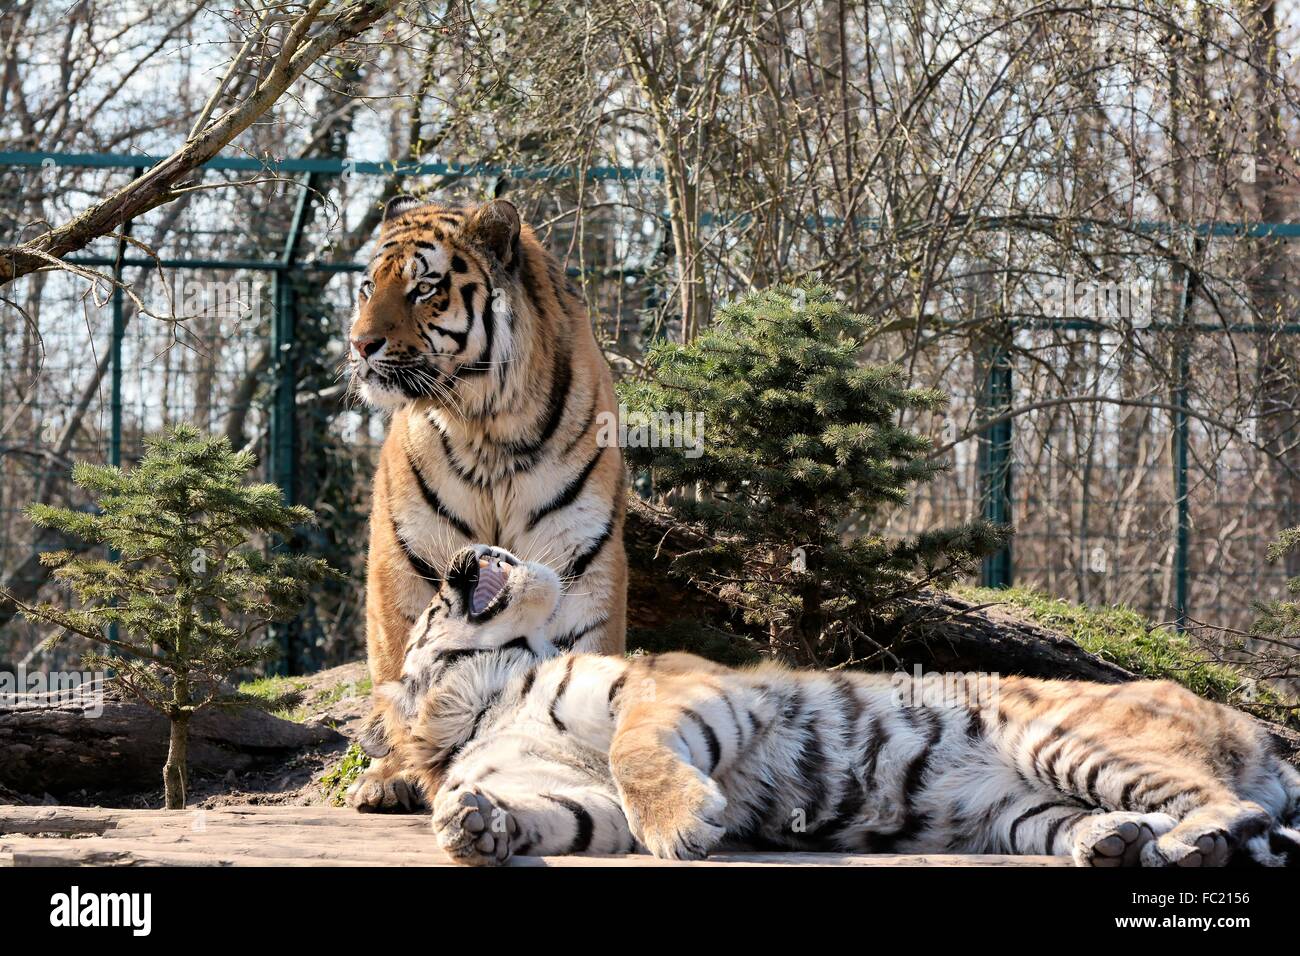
[270,273,297,506]
[109,253,126,468]
[979,337,1014,588]
[267,172,313,674]
[1172,264,1192,631]
[268,270,298,673]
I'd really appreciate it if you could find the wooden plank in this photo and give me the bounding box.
[0,806,1069,867]
[0,836,1065,867]
[0,805,430,835]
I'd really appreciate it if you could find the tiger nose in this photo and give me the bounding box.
[351,336,385,359]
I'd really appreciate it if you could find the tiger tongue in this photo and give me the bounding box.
[472,560,509,614]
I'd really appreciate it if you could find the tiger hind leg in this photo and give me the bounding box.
[1139,799,1272,868]
[987,796,1174,867]
[1015,730,1273,866]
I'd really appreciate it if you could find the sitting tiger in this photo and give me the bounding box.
[363,544,1300,866]
[346,196,627,810]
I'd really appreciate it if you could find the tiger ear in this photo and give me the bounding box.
[463,199,521,268]
[383,194,422,223]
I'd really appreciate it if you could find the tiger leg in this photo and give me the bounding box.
[346,750,425,811]
[348,494,432,812]
[1014,728,1270,866]
[348,696,434,812]
[430,781,634,866]
[981,794,1174,866]
[1141,800,1273,867]
[607,671,746,860]
[346,691,427,813]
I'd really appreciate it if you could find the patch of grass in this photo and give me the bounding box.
[237,674,372,723]
[962,586,1295,728]
[319,743,370,807]
[237,675,309,720]
[312,676,373,711]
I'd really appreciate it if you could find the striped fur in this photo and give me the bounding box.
[346,199,627,811]
[370,546,1300,866]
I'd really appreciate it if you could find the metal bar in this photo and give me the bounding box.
[61,255,646,280]
[282,173,314,268]
[109,249,127,470]
[265,173,314,675]
[0,150,662,181]
[694,212,1300,237]
[9,151,1300,234]
[64,255,357,271]
[269,280,300,505]
[979,338,1014,588]
[1172,267,1193,631]
[268,270,300,675]
[1010,318,1300,335]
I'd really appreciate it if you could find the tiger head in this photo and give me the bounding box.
[348,196,521,412]
[401,544,561,679]
[360,545,561,757]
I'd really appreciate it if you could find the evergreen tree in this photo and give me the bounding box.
[3,425,339,808]
[1252,528,1300,647]
[620,283,1008,666]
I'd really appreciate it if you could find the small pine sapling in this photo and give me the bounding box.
[5,425,340,808]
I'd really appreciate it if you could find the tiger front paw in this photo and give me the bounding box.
[432,788,518,866]
[1140,802,1270,868]
[345,765,425,812]
[618,766,727,861]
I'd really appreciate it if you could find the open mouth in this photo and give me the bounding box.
[470,553,512,616]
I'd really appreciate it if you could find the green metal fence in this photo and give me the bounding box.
[2,149,1297,673]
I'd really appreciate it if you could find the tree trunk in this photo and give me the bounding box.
[162,714,189,810]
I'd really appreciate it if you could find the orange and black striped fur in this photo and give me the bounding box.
[347,198,627,810]
[366,545,1300,866]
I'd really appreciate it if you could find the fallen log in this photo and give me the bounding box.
[0,684,343,796]
[624,494,1134,681]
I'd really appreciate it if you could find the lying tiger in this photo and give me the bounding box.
[363,544,1300,867]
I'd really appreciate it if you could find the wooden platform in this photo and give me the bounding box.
[0,805,1066,867]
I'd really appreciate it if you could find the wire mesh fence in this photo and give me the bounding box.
[889,317,1298,635]
[2,153,1297,677]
